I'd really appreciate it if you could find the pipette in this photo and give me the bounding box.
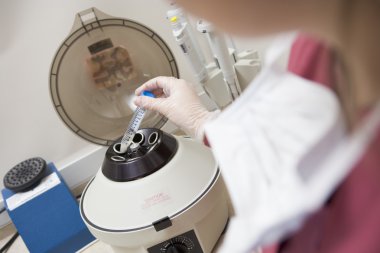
[117,91,155,153]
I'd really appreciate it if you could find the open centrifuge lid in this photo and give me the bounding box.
[50,8,179,145]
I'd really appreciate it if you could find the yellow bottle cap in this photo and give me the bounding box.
[170,16,178,23]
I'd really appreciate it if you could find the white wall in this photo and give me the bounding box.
[0,0,276,189]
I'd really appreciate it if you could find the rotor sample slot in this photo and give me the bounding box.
[112,143,125,154]
[148,132,159,145]
[132,132,144,145]
[111,156,126,162]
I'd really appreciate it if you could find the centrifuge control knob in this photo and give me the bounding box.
[166,243,188,253]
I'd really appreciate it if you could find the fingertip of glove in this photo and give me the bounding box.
[135,87,143,96]
[133,96,142,107]
[134,96,154,109]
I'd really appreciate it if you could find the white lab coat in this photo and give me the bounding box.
[204,34,380,253]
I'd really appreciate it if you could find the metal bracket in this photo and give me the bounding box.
[152,216,172,232]
[77,8,102,34]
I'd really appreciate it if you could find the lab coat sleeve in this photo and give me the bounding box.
[204,67,342,252]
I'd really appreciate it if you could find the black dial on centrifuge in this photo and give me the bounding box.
[162,236,195,253]
[148,231,202,253]
[166,243,188,253]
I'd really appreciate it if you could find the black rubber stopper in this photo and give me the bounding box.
[3,157,47,192]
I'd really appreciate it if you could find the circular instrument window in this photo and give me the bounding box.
[50,13,178,146]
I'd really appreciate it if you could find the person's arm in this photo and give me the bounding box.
[134,76,218,140]
[261,35,335,253]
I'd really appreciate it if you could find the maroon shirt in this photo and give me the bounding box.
[263,35,380,253]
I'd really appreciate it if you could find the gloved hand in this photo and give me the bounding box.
[134,76,219,140]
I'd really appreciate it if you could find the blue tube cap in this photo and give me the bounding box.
[142,91,155,98]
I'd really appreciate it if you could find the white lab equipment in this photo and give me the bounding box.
[49,7,252,253]
[166,6,208,85]
[81,128,229,253]
[166,5,261,109]
[197,20,242,100]
[205,34,380,252]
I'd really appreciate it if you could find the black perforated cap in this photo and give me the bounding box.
[3,157,47,192]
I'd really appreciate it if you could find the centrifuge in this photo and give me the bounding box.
[81,128,229,253]
[49,8,230,253]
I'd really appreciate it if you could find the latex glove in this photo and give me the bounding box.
[134,76,218,140]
